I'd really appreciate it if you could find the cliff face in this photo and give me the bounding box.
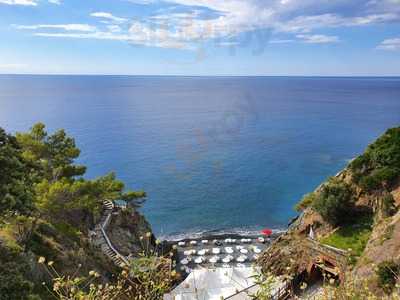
[106,209,155,257]
[259,127,400,296]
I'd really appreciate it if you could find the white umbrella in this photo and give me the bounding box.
[212,248,221,254]
[190,240,197,245]
[225,247,234,254]
[222,256,232,263]
[198,249,207,256]
[201,240,209,244]
[209,256,220,263]
[236,255,247,263]
[253,247,261,254]
[181,258,190,265]
[178,241,186,247]
[309,226,315,240]
[184,250,195,256]
[194,257,204,264]
[240,248,248,254]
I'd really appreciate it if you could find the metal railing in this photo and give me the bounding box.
[99,201,130,266]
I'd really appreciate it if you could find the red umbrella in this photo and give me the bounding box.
[261,229,272,236]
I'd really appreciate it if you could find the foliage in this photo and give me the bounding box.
[16,123,86,182]
[0,128,34,213]
[381,193,397,217]
[295,192,316,212]
[350,127,400,191]
[376,261,400,293]
[312,177,356,226]
[250,272,278,300]
[318,273,399,300]
[0,243,39,300]
[320,212,373,264]
[9,123,146,219]
[0,123,148,299]
[38,253,175,300]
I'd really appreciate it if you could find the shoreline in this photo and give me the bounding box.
[159,227,287,242]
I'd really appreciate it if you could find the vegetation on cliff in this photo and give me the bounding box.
[0,123,147,299]
[260,126,400,298]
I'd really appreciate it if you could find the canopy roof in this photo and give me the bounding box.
[164,267,260,300]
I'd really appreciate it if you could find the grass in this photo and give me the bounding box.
[320,212,373,264]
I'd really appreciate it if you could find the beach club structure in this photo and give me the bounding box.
[165,230,283,299]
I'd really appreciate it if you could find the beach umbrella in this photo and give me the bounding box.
[261,229,272,236]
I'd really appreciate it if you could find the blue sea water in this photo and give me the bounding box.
[0,75,399,238]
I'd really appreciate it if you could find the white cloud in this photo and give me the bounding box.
[0,0,62,5]
[90,12,128,23]
[0,0,37,5]
[377,37,400,50]
[297,34,339,44]
[15,24,96,32]
[11,0,400,50]
[0,63,28,70]
[33,31,189,49]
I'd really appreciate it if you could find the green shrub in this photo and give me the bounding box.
[320,212,373,264]
[376,260,400,293]
[312,178,355,226]
[381,193,396,217]
[359,167,400,191]
[350,127,400,191]
[295,192,316,212]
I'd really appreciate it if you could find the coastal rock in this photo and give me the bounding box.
[106,209,155,257]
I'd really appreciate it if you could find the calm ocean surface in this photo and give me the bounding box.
[1,75,399,238]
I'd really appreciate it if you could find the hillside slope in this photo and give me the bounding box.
[259,127,400,298]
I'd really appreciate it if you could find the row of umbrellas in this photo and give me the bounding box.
[181,254,259,265]
[177,229,273,247]
[183,245,262,256]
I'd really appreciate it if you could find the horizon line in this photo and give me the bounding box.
[1,73,400,78]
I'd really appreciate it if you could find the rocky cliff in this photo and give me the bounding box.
[258,127,400,297]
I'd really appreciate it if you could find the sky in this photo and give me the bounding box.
[0,0,400,76]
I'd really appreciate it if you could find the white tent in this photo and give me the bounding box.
[164,267,260,300]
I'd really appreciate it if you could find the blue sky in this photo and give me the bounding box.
[0,0,399,75]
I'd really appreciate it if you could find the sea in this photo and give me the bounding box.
[1,75,399,239]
